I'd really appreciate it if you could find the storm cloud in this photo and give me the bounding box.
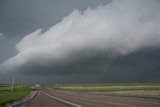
[1,0,160,77]
[0,33,3,37]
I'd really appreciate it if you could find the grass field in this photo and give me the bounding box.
[0,85,31,107]
[50,82,160,99]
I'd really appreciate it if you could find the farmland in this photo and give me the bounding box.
[50,82,160,99]
[0,85,31,107]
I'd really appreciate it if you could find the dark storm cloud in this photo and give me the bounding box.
[2,48,160,83]
[0,0,111,83]
[1,0,160,73]
[0,0,111,63]
[0,0,110,67]
[0,0,160,83]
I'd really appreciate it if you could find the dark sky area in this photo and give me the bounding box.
[0,0,160,84]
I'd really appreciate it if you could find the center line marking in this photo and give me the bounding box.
[41,91,81,107]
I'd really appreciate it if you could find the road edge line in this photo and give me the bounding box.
[42,91,81,107]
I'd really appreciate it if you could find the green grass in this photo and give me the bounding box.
[0,85,31,107]
[50,82,160,99]
[107,90,160,96]
[50,82,160,92]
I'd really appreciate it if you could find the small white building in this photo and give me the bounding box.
[35,84,40,88]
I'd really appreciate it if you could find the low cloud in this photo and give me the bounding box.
[1,0,160,75]
[0,33,3,37]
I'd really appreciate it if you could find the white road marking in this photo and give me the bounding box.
[42,91,81,107]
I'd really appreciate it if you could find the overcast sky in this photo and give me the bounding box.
[0,0,160,84]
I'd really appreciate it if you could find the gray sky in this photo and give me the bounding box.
[0,0,160,84]
[0,0,111,62]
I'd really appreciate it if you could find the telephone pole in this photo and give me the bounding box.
[11,75,14,91]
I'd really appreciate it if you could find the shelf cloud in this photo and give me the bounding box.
[1,0,160,75]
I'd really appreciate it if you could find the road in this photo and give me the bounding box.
[22,88,160,107]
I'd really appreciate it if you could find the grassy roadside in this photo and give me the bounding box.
[104,90,160,99]
[50,82,160,99]
[0,85,31,107]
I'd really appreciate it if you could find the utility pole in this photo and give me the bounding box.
[11,75,14,91]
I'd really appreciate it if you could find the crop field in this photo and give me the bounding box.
[0,85,31,107]
[50,82,160,99]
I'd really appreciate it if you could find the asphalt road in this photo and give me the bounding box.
[22,91,71,107]
[22,88,160,107]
